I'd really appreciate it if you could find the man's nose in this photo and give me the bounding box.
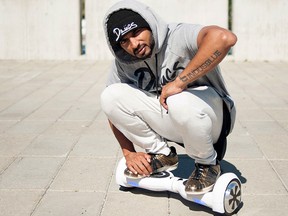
[129,37,139,49]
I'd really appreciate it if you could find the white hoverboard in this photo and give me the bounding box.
[116,157,242,215]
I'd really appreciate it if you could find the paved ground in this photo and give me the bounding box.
[0,60,287,216]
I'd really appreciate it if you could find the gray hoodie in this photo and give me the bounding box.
[103,0,236,133]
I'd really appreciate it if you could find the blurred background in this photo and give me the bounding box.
[0,0,287,61]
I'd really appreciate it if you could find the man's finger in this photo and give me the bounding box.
[127,164,138,175]
[141,157,153,174]
[144,154,151,163]
[135,162,151,176]
[160,95,168,110]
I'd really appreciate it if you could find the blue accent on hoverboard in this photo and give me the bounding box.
[127,181,139,187]
[192,198,207,206]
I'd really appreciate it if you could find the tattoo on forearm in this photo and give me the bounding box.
[179,50,222,83]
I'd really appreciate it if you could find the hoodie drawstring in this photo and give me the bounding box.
[143,54,160,98]
[155,54,159,99]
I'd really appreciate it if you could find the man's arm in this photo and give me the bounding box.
[108,120,152,176]
[160,25,237,110]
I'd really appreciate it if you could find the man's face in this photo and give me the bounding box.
[119,28,154,59]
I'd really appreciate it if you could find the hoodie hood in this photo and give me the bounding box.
[103,0,168,64]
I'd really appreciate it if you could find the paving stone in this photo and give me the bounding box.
[0,190,44,216]
[240,120,287,136]
[252,135,288,159]
[0,134,35,156]
[0,157,64,189]
[20,134,77,157]
[225,134,264,159]
[278,121,288,131]
[50,157,116,192]
[102,191,168,216]
[264,108,288,122]
[70,134,119,157]
[70,120,119,157]
[0,120,19,133]
[226,159,287,195]
[3,120,53,136]
[271,160,288,190]
[0,157,15,173]
[25,108,67,121]
[236,108,274,122]
[32,191,105,216]
[239,194,288,216]
[59,106,101,121]
[43,120,90,137]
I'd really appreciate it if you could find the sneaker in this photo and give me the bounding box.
[185,163,221,194]
[124,146,178,179]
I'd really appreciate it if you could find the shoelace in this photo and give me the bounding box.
[149,148,175,172]
[150,154,162,171]
[192,164,205,180]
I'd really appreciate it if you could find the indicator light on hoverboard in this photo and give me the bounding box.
[192,198,207,206]
[127,181,139,187]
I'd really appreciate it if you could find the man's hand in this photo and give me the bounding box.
[109,121,152,176]
[159,78,186,110]
[125,152,153,176]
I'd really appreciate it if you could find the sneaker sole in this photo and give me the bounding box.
[185,183,215,195]
[185,171,221,195]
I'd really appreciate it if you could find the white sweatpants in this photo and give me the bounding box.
[100,83,223,165]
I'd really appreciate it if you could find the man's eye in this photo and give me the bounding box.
[120,39,127,45]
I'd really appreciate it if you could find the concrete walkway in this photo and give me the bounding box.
[0,60,287,216]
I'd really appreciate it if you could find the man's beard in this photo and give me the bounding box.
[136,37,155,60]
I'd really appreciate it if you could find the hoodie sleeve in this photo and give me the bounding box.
[183,24,203,53]
[168,23,203,59]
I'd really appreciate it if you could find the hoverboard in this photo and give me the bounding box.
[116,157,242,215]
